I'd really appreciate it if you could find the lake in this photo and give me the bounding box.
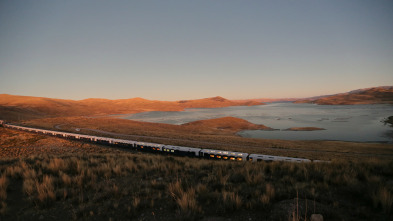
[120,103,393,142]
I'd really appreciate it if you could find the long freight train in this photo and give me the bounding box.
[1,122,321,163]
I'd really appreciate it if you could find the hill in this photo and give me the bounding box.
[0,94,262,121]
[182,116,272,132]
[294,86,393,105]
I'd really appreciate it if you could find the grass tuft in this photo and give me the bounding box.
[0,174,8,201]
[222,191,242,211]
[36,175,56,205]
[372,186,393,214]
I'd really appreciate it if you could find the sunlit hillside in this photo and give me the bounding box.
[0,94,261,121]
[295,86,393,105]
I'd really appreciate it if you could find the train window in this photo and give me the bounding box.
[210,155,215,158]
[171,150,174,152]
[230,157,235,160]
[223,156,228,160]
[216,155,221,159]
[237,158,242,161]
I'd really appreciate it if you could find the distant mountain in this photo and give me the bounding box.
[233,98,298,103]
[294,86,393,105]
[0,94,261,121]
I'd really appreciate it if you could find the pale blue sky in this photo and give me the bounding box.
[1,0,392,100]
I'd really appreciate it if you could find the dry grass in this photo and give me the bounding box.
[0,128,124,159]
[222,191,242,211]
[260,183,275,206]
[176,188,201,219]
[0,174,8,201]
[372,187,393,214]
[0,153,391,220]
[36,175,56,204]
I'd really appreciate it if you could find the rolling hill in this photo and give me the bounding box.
[0,94,262,121]
[294,86,393,105]
[181,116,272,132]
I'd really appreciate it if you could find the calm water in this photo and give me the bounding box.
[121,103,393,142]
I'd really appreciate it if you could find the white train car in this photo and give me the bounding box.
[135,141,164,152]
[248,154,278,162]
[200,149,248,161]
[162,145,201,157]
[249,154,311,163]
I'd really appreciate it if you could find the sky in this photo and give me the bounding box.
[0,0,392,101]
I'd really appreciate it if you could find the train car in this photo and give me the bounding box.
[121,140,137,148]
[248,154,278,162]
[200,149,248,161]
[162,145,201,157]
[249,154,311,163]
[279,157,311,163]
[135,142,164,152]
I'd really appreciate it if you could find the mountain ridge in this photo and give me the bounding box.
[294,86,393,105]
[0,94,262,121]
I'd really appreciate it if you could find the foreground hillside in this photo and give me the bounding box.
[0,94,261,121]
[0,128,392,220]
[295,86,393,105]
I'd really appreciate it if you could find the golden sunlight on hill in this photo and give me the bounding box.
[182,116,272,131]
[295,87,393,105]
[0,94,262,121]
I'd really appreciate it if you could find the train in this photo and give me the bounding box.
[1,121,323,163]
